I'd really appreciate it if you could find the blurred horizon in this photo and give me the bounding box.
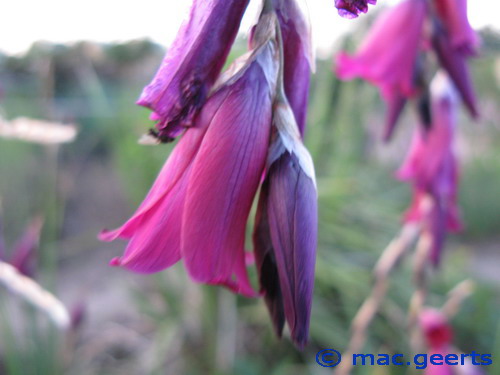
[1,0,500,56]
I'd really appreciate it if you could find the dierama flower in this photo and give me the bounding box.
[420,308,453,350]
[397,72,462,265]
[253,93,317,348]
[434,0,479,56]
[431,18,478,117]
[420,309,486,375]
[101,22,280,297]
[335,0,427,140]
[420,308,454,375]
[334,0,377,19]
[138,0,250,141]
[335,0,479,140]
[103,1,320,347]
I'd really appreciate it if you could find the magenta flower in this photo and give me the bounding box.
[335,0,479,140]
[253,97,317,348]
[397,72,462,265]
[101,36,279,297]
[420,308,453,350]
[431,19,478,118]
[420,308,486,375]
[335,0,427,140]
[138,0,250,141]
[334,0,377,19]
[420,308,454,375]
[103,4,319,347]
[434,0,479,56]
[273,0,314,135]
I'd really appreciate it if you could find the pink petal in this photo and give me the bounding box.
[335,0,427,98]
[181,44,278,297]
[434,0,479,55]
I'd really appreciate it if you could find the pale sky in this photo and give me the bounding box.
[0,0,499,56]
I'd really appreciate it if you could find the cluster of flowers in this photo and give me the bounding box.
[336,0,478,265]
[99,0,378,347]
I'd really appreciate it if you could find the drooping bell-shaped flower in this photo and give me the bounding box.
[419,309,454,375]
[253,93,317,348]
[431,17,478,118]
[272,0,314,135]
[420,308,453,350]
[433,0,479,56]
[137,0,250,141]
[397,72,463,265]
[420,308,454,375]
[335,0,427,140]
[101,20,280,297]
[334,0,377,19]
[420,308,485,375]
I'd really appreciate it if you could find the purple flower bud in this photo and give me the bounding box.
[273,0,314,135]
[253,100,317,348]
[334,0,377,19]
[138,0,250,141]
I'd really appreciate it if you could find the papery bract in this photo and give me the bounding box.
[138,0,250,141]
[336,0,427,139]
[334,0,377,19]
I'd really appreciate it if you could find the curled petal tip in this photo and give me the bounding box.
[98,229,117,242]
[109,257,122,267]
